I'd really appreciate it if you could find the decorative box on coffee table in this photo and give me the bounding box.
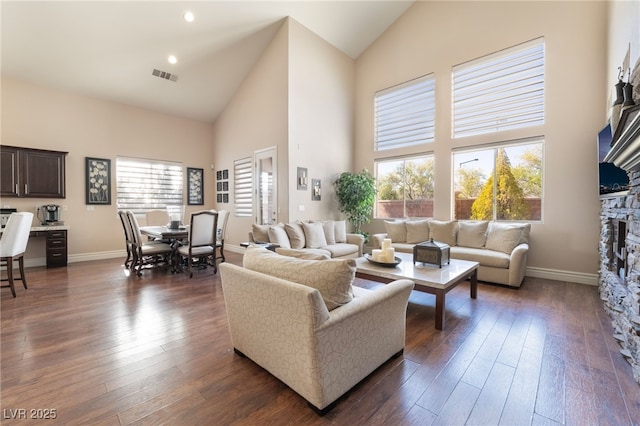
[413,238,450,267]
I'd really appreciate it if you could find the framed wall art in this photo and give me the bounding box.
[312,179,321,201]
[187,167,204,205]
[86,157,111,205]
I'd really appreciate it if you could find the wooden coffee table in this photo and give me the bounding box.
[355,252,478,330]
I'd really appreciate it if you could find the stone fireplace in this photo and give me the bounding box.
[599,99,640,384]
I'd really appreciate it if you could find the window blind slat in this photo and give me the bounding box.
[234,157,252,217]
[116,156,183,212]
[375,74,435,151]
[453,38,544,138]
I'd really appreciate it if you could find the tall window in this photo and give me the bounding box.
[452,38,544,138]
[453,140,543,221]
[375,155,434,219]
[375,74,435,151]
[234,157,252,217]
[116,156,183,212]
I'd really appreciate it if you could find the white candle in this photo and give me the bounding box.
[382,238,392,250]
[384,247,395,263]
[372,249,382,262]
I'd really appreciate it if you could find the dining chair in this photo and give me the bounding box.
[176,211,218,278]
[1,212,34,297]
[125,210,173,276]
[214,209,229,264]
[144,209,171,242]
[117,210,134,268]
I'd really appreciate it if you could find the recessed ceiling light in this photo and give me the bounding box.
[168,55,177,65]
[184,11,194,23]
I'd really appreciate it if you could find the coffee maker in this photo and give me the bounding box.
[38,204,63,225]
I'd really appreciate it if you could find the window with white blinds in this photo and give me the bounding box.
[116,156,183,212]
[234,157,252,217]
[452,38,545,138]
[375,74,435,151]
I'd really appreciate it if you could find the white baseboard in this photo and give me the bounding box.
[525,266,598,286]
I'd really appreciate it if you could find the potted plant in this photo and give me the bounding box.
[334,169,376,239]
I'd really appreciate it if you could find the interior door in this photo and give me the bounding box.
[254,147,277,225]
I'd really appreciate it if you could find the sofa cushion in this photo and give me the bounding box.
[334,220,347,243]
[322,220,336,245]
[450,246,510,269]
[384,220,407,243]
[275,247,330,260]
[457,221,489,248]
[429,220,457,246]
[485,222,528,254]
[406,219,430,244]
[302,222,328,248]
[320,243,358,258]
[268,224,291,249]
[252,224,271,243]
[243,247,354,310]
[285,222,306,249]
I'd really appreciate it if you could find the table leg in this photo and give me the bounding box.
[470,269,478,299]
[435,289,445,331]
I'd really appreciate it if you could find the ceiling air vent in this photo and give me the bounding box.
[152,68,178,82]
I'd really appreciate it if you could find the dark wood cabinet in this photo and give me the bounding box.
[0,146,67,198]
[46,229,68,268]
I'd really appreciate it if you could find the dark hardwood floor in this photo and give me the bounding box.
[1,253,639,425]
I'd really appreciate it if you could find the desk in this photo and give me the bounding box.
[1,225,69,268]
[139,226,188,241]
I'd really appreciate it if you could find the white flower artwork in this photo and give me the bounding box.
[86,157,111,204]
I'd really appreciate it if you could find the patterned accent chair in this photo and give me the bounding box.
[219,247,414,414]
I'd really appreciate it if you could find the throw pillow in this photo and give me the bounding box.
[252,224,270,243]
[485,222,527,254]
[284,222,306,249]
[322,220,336,245]
[384,220,407,243]
[334,220,347,243]
[457,221,489,248]
[429,220,457,246]
[275,247,330,260]
[267,224,291,249]
[406,219,431,244]
[302,221,328,248]
[243,247,354,310]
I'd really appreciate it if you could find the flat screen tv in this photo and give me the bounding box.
[598,123,629,195]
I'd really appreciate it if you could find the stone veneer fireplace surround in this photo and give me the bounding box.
[599,68,640,384]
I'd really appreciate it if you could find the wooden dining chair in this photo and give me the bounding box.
[125,210,173,276]
[1,212,34,297]
[176,211,218,278]
[214,209,229,264]
[117,210,134,269]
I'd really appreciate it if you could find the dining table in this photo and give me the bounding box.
[139,225,189,241]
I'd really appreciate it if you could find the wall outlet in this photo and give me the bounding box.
[299,204,305,212]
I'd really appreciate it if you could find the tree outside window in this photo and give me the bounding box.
[453,142,542,221]
[375,155,434,219]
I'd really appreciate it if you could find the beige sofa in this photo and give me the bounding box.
[219,247,414,413]
[249,220,364,259]
[371,219,530,288]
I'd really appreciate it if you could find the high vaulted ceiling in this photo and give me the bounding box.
[1,1,414,123]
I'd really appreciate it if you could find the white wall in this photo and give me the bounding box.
[211,20,289,247]
[1,77,215,264]
[355,1,607,282]
[287,19,355,222]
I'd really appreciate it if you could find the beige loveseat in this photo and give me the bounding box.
[219,247,414,413]
[371,219,530,288]
[249,220,364,259]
